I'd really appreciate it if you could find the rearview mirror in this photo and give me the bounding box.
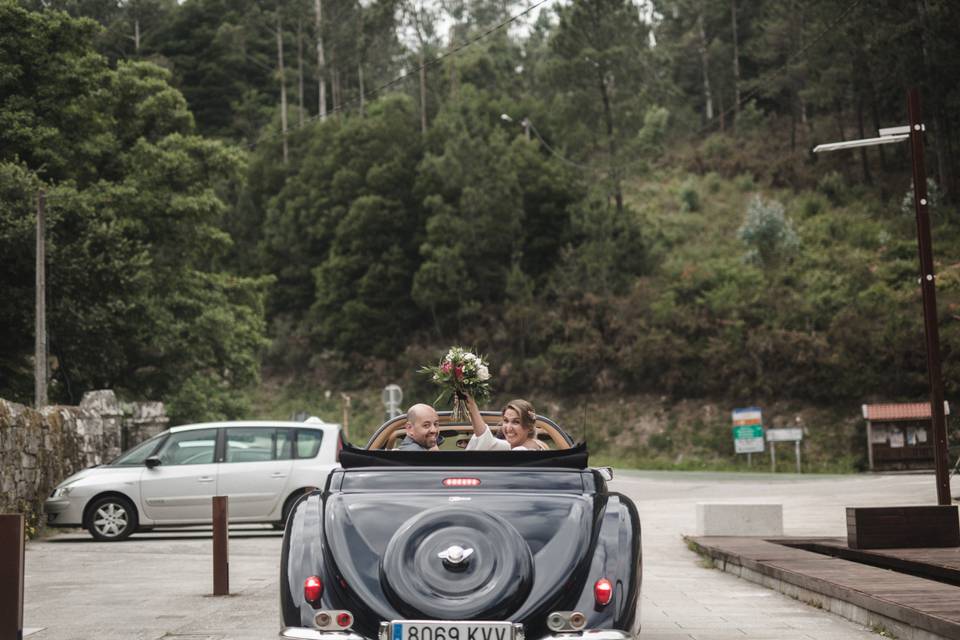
[145,456,162,469]
[597,467,614,481]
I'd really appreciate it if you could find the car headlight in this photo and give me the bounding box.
[50,486,74,498]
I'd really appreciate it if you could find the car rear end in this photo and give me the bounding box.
[279,465,641,640]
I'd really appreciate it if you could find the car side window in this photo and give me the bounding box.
[295,429,323,459]
[110,432,165,465]
[154,429,217,465]
[277,428,293,460]
[225,427,287,463]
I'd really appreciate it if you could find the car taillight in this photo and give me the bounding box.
[304,576,323,605]
[442,477,481,487]
[315,609,353,630]
[594,578,613,606]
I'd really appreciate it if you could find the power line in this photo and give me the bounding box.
[247,0,555,151]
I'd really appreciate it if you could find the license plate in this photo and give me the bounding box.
[389,621,517,640]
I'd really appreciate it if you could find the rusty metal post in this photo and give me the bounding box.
[212,496,229,595]
[906,88,951,506]
[0,514,25,640]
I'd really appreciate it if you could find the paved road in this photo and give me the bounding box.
[22,471,957,640]
[612,470,956,640]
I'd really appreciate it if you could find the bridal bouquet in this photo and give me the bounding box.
[420,347,492,421]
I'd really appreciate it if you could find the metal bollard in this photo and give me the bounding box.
[0,514,25,640]
[212,496,229,596]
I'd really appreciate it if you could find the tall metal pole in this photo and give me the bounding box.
[35,190,47,409]
[906,87,950,506]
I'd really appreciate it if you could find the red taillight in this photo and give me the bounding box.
[336,612,353,628]
[304,576,323,605]
[442,477,481,487]
[594,578,613,606]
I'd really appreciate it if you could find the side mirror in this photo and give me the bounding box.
[145,456,162,469]
[597,467,614,481]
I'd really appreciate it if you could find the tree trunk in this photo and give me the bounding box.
[596,65,623,215]
[697,9,713,122]
[276,15,289,164]
[856,90,872,185]
[869,85,887,170]
[297,19,305,127]
[730,0,740,130]
[418,47,428,134]
[718,89,725,132]
[357,1,365,116]
[915,0,946,193]
[134,17,140,54]
[332,65,341,119]
[314,0,327,119]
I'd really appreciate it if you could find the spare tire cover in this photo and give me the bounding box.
[380,506,534,620]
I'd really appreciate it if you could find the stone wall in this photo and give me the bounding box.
[0,390,168,533]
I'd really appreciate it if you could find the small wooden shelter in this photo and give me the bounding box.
[862,402,951,471]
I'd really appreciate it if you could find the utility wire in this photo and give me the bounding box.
[247,0,555,151]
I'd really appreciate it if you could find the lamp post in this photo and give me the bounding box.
[814,87,951,506]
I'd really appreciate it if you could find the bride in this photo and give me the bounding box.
[464,393,548,450]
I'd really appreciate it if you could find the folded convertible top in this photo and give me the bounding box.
[339,441,589,469]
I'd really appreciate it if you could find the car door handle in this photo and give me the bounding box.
[270,472,287,478]
[197,476,214,483]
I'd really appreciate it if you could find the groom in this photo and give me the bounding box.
[398,403,441,451]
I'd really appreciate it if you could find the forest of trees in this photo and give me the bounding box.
[2,0,959,424]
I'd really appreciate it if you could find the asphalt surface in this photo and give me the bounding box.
[21,470,958,640]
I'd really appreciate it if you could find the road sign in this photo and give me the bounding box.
[382,384,403,418]
[767,428,802,442]
[732,407,764,454]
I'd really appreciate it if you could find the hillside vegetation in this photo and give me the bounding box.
[2,1,959,470]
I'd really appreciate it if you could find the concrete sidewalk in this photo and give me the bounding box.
[23,526,283,640]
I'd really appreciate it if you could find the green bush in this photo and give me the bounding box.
[734,172,755,191]
[680,179,701,212]
[800,195,825,217]
[738,195,800,266]
[816,171,846,205]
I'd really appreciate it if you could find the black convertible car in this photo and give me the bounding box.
[279,411,642,640]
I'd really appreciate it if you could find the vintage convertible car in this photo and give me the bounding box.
[279,411,642,640]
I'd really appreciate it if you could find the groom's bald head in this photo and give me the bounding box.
[405,403,440,448]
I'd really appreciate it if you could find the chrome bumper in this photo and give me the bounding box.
[280,629,634,640]
[280,630,370,640]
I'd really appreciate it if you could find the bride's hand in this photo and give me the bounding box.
[464,392,478,411]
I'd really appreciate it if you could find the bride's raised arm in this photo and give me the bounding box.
[464,393,488,437]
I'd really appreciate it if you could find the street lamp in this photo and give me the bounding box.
[814,87,951,506]
[500,113,531,141]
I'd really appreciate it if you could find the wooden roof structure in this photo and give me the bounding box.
[861,402,951,422]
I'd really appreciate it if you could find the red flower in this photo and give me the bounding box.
[441,361,452,374]
[454,365,464,380]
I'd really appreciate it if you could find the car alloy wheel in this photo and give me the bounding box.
[86,496,138,541]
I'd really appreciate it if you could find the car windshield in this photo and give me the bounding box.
[109,432,166,465]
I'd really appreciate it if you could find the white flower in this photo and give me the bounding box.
[477,364,490,381]
[465,352,478,363]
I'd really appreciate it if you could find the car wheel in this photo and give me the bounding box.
[274,489,314,530]
[86,496,138,541]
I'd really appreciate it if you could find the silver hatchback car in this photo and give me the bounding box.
[44,420,342,541]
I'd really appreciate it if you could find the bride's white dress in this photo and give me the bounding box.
[465,424,538,451]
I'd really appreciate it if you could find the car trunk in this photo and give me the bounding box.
[322,468,603,624]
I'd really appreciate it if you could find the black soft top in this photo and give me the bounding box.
[339,442,588,469]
